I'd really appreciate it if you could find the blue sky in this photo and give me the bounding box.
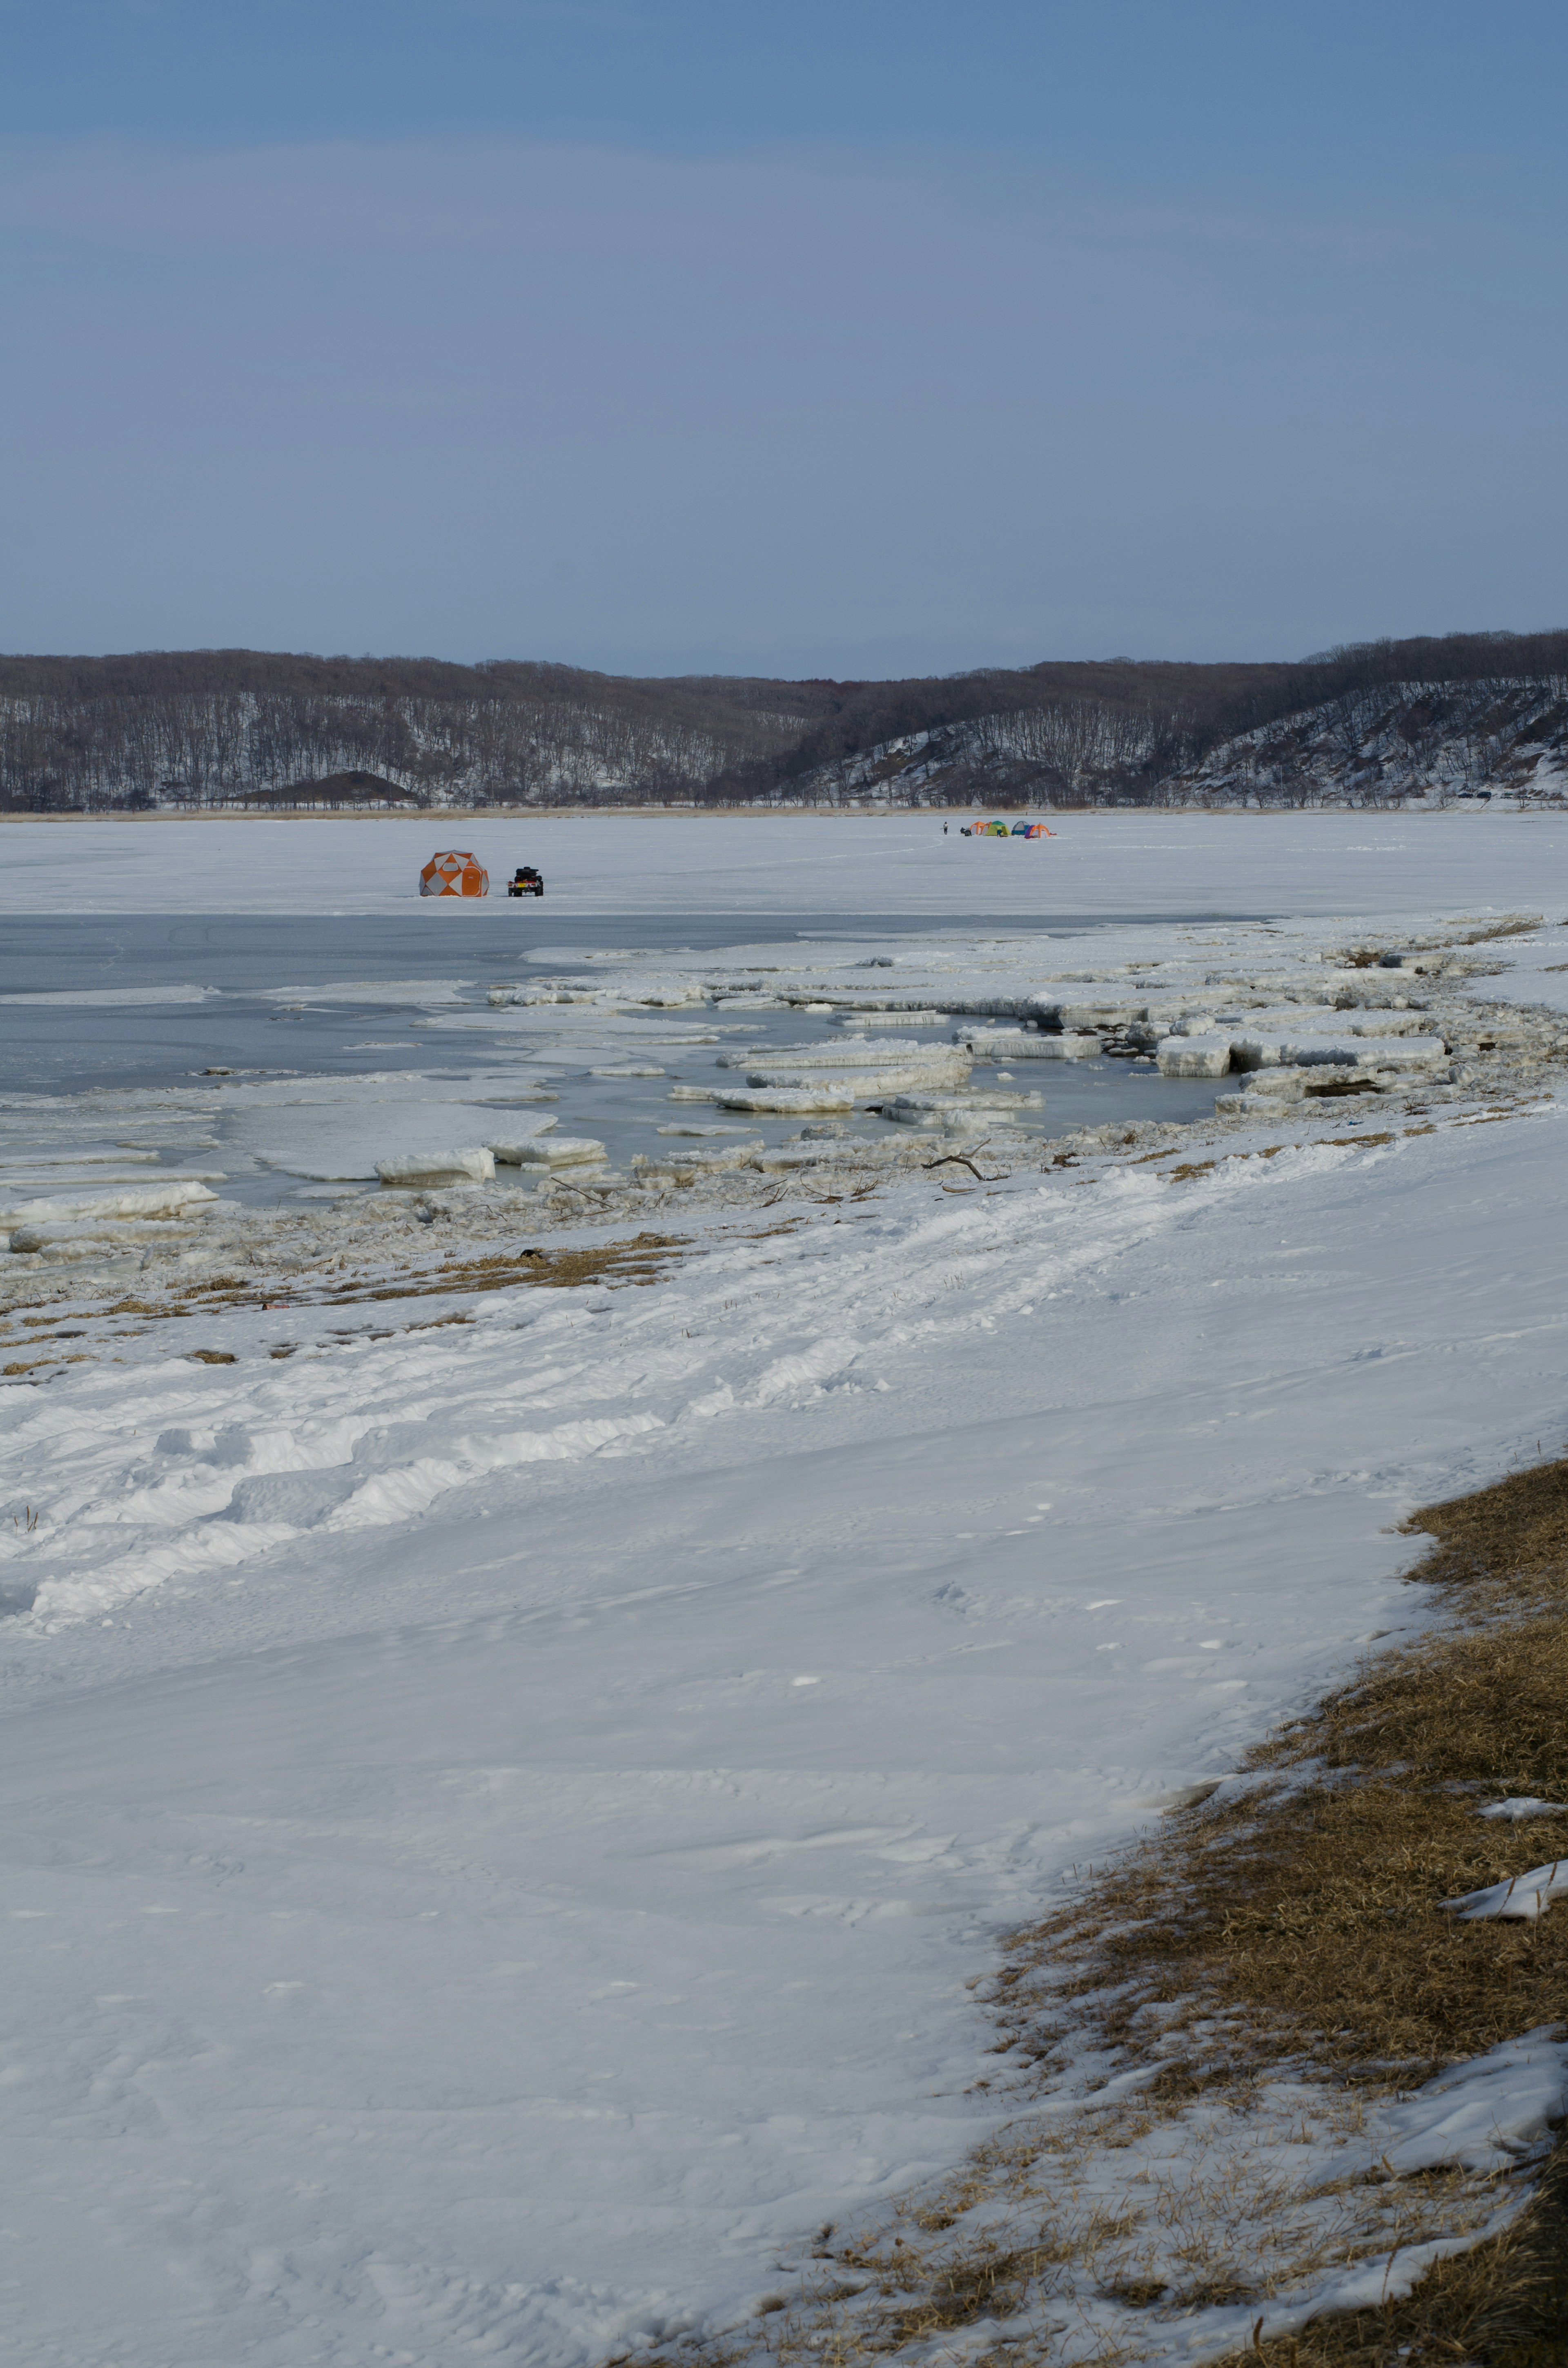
[3,2,1565,673]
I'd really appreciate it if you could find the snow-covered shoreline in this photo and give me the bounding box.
[2,820,1567,2367]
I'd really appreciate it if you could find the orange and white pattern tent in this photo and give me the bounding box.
[419,851,489,897]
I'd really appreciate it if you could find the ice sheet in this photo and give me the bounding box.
[1,809,1565,916]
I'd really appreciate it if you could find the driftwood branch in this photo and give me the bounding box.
[922,1143,1002,1184]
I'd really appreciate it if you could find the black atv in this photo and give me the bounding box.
[507,866,545,898]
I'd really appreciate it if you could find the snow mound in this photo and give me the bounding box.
[1377,2030,1568,2171]
[1443,1857,1568,1920]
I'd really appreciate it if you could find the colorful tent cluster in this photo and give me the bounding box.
[1013,822,1055,838]
[969,819,1056,838]
[419,851,489,897]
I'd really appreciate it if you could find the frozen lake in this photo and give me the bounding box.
[0,911,1232,1201]
[1,804,1557,917]
[2,812,1566,2368]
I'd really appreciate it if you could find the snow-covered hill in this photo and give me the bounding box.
[5,640,1568,813]
[1163,675,1568,811]
[781,677,1568,813]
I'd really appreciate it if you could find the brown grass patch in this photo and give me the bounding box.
[1016,1454,1568,2080]
[315,1231,690,1307]
[1235,2143,1568,2368]
[1448,916,1545,948]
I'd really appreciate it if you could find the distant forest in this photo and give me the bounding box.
[2,631,1566,812]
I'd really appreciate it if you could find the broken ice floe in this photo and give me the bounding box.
[376,1147,497,1187]
[1156,1034,1234,1079]
[715,1084,858,1115]
[956,1028,1099,1060]
[5,909,1565,1294]
[0,1182,219,1225]
[493,1135,608,1168]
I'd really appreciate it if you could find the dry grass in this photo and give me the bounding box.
[1235,2145,1568,2368]
[633,1452,1568,2368]
[1446,916,1546,948]
[1018,1458,1568,2079]
[319,1229,689,1306]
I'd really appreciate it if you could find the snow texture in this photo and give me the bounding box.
[0,807,1562,915]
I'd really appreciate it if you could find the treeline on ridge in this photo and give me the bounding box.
[2,630,1566,812]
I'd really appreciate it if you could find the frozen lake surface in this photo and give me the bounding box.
[0,912,1230,1197]
[1,805,1560,916]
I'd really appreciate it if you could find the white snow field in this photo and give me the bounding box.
[0,805,1564,916]
[1,815,1567,2368]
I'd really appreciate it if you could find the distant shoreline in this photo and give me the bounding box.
[0,804,1512,824]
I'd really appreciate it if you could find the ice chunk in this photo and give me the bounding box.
[1060,1000,1150,1024]
[1227,1032,1286,1070]
[827,1009,950,1027]
[656,1124,759,1137]
[1480,1798,1568,1822]
[741,1060,969,1097]
[1236,1032,1447,1069]
[715,1086,856,1115]
[1156,1035,1232,1078]
[375,1147,496,1186]
[715,1039,941,1070]
[494,1136,607,1166]
[0,1181,218,1225]
[1358,1036,1448,1068]
[9,1217,208,1255]
[488,1119,558,1161]
[881,1091,1040,1124]
[957,1029,1097,1060]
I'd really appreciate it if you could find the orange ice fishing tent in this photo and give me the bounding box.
[420,851,489,897]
